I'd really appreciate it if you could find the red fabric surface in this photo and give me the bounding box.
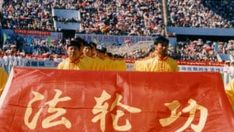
[0,67,233,131]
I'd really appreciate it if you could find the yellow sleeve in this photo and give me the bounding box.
[119,60,126,71]
[111,60,118,71]
[88,57,96,70]
[80,56,94,70]
[225,79,234,109]
[134,60,146,71]
[226,90,234,107]
[172,59,179,72]
[0,68,8,95]
[167,58,178,72]
[57,61,64,69]
[93,58,101,71]
[93,58,100,70]
[113,60,119,71]
[109,60,115,71]
[104,59,111,71]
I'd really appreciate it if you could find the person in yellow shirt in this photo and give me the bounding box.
[134,35,178,72]
[82,43,92,57]
[93,45,108,70]
[105,52,114,70]
[116,55,126,71]
[89,42,97,58]
[57,39,92,70]
[134,59,147,71]
[0,67,8,95]
[225,79,234,110]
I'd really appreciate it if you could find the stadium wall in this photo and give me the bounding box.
[167,27,234,37]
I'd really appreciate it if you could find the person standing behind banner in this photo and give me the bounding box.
[115,55,126,71]
[93,45,108,70]
[228,62,234,80]
[90,42,97,57]
[225,62,234,107]
[134,35,178,72]
[0,67,8,95]
[82,43,92,57]
[57,39,92,70]
[223,61,231,87]
[225,79,234,110]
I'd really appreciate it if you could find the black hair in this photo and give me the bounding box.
[83,43,92,48]
[89,42,97,49]
[107,52,113,57]
[74,37,87,46]
[67,39,82,50]
[154,35,169,46]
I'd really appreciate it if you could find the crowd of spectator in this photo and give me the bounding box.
[79,0,164,35]
[2,0,164,35]
[175,38,234,62]
[54,16,79,23]
[168,0,233,28]
[24,38,65,55]
[2,0,54,31]
[202,0,234,23]
[175,39,218,62]
[2,0,234,35]
[3,38,65,55]
[0,45,63,72]
[106,41,154,59]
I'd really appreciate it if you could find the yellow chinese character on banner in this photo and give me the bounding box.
[92,90,141,132]
[24,89,72,130]
[159,99,208,132]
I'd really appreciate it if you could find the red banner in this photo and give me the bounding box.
[14,29,51,36]
[177,60,224,66]
[0,67,233,131]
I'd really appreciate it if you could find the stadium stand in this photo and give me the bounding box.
[2,0,164,35]
[168,0,233,28]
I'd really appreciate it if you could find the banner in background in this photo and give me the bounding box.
[76,34,154,45]
[179,65,223,73]
[126,63,224,72]
[14,29,51,36]
[2,29,63,44]
[76,34,177,46]
[178,60,224,66]
[0,67,233,131]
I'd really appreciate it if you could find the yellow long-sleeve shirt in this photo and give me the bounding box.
[0,67,8,95]
[57,56,93,70]
[134,57,178,72]
[225,79,234,109]
[134,60,147,71]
